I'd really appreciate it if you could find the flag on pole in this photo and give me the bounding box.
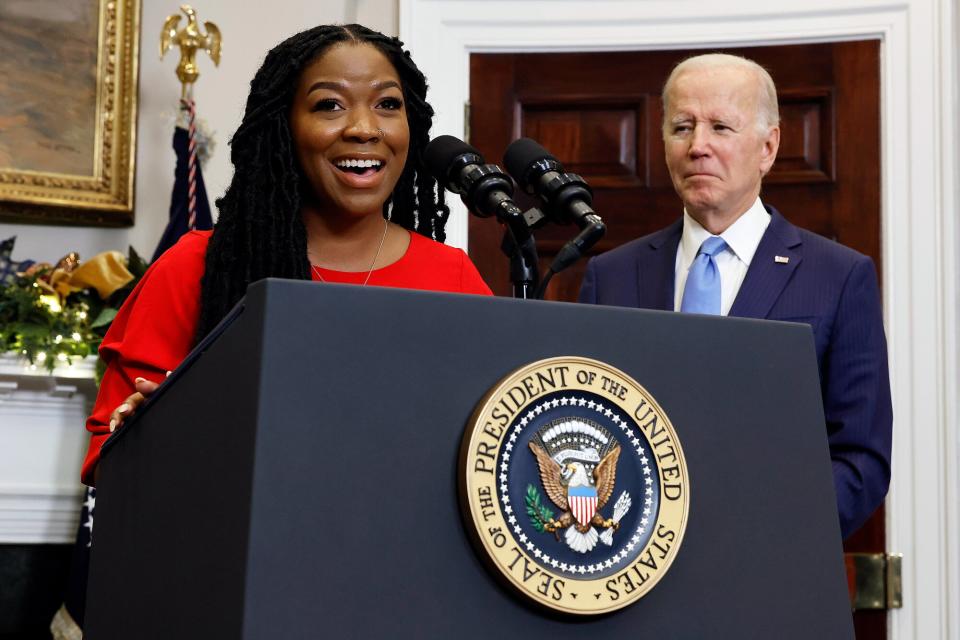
[151,99,214,262]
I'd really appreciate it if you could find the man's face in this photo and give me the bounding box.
[663,66,779,226]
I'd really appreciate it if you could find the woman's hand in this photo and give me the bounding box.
[108,373,170,433]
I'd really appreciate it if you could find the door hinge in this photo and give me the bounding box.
[846,552,902,610]
[463,101,471,144]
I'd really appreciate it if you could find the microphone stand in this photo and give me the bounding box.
[501,224,538,299]
[523,168,607,300]
[496,203,545,299]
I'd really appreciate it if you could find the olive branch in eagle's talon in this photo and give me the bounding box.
[525,484,561,534]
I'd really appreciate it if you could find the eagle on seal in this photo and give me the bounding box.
[528,441,621,553]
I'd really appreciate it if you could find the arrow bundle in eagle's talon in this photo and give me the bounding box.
[599,491,632,546]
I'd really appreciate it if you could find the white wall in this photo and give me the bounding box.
[0,0,397,264]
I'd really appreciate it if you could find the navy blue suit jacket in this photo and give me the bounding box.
[578,206,892,538]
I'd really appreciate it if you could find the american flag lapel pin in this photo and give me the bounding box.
[774,255,790,264]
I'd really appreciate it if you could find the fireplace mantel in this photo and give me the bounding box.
[0,355,98,543]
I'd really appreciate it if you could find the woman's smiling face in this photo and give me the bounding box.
[289,42,409,219]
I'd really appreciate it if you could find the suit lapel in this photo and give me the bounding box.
[729,206,803,319]
[637,219,682,311]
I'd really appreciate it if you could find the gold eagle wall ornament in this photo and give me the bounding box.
[159,4,222,98]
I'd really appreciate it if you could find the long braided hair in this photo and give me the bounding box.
[196,24,449,341]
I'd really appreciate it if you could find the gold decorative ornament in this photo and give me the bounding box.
[21,251,134,302]
[160,4,222,99]
[55,251,135,300]
[460,356,690,615]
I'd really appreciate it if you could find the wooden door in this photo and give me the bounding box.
[469,41,884,638]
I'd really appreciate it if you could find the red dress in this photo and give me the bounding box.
[81,230,492,484]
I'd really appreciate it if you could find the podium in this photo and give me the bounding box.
[86,279,852,638]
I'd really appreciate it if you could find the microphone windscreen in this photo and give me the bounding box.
[503,137,559,187]
[423,135,483,183]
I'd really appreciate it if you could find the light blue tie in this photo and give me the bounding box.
[680,236,727,315]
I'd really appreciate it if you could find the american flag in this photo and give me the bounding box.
[151,102,213,263]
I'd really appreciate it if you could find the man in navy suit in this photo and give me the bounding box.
[578,54,892,539]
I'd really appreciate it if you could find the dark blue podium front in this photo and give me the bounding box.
[87,279,852,639]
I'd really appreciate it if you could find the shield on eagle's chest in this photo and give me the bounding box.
[568,485,598,527]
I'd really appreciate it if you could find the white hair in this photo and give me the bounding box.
[661,53,780,135]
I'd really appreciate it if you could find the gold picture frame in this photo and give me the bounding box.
[0,0,141,226]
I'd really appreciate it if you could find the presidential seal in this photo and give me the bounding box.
[460,357,689,615]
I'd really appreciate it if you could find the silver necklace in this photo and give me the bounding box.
[309,218,389,286]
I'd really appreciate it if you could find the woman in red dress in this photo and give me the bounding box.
[82,24,491,484]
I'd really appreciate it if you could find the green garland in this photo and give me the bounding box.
[0,248,147,378]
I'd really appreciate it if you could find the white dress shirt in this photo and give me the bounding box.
[674,198,771,315]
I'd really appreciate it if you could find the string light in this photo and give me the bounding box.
[39,295,61,313]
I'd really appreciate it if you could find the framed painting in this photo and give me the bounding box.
[0,0,140,226]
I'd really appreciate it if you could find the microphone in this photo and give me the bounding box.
[423,135,525,223]
[424,135,543,298]
[503,138,606,297]
[503,137,600,230]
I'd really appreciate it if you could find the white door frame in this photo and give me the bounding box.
[400,1,960,637]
